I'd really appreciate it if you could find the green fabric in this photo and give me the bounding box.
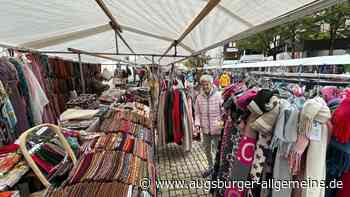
[36,148,61,165]
[344,64,350,73]
[67,137,79,155]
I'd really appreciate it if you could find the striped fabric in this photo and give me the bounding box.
[194,89,223,135]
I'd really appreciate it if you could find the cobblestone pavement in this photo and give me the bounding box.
[156,141,213,197]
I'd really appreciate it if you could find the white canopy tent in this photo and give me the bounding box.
[0,0,346,65]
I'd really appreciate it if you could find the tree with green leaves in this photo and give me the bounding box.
[236,1,350,57]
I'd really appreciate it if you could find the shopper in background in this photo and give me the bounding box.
[194,74,223,177]
[219,71,231,89]
[91,71,109,96]
[138,68,145,87]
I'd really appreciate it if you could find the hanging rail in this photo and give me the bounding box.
[251,71,350,81]
[67,48,136,65]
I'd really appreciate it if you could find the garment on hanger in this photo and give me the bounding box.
[157,80,193,150]
[289,96,331,197]
[0,57,30,135]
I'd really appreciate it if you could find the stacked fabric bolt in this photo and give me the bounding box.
[0,154,21,177]
[0,144,29,190]
[45,181,152,197]
[99,119,153,144]
[66,94,99,109]
[58,151,155,196]
[106,108,151,129]
[91,133,150,161]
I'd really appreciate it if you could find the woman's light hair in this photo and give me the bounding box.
[200,74,213,83]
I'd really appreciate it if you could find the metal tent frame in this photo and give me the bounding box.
[1,0,347,66]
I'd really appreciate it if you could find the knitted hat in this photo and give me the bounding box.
[250,99,280,134]
[235,89,257,110]
[332,97,350,143]
[247,89,275,114]
[222,81,247,102]
[320,86,339,103]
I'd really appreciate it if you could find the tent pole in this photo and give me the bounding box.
[68,48,136,65]
[95,0,122,32]
[115,30,119,54]
[95,0,136,54]
[78,53,86,94]
[160,0,221,60]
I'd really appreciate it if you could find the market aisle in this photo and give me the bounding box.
[156,141,213,197]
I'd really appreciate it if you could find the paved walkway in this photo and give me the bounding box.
[156,141,213,197]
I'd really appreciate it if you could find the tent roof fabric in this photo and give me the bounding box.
[0,0,345,65]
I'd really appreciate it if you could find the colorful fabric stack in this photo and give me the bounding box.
[45,182,151,197]
[0,144,29,191]
[46,102,156,197]
[66,94,99,109]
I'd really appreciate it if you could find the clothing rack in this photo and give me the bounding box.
[250,71,350,87]
[251,71,350,81]
[265,77,350,86]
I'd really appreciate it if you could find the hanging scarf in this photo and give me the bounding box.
[270,99,299,155]
[247,89,275,115]
[271,99,299,197]
[332,97,350,144]
[250,96,280,135]
[249,96,280,182]
[289,97,331,197]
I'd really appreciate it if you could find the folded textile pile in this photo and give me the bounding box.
[45,181,152,197]
[66,94,99,109]
[59,150,156,196]
[0,144,29,191]
[99,89,126,105]
[92,133,151,160]
[60,109,99,122]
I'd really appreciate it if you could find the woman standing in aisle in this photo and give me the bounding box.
[194,75,223,177]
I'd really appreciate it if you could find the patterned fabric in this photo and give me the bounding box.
[214,117,257,196]
[45,182,151,197]
[22,62,49,124]
[250,133,272,182]
[60,151,155,196]
[0,161,29,191]
[0,82,17,145]
[0,57,29,134]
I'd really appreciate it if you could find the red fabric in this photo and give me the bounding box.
[222,81,247,102]
[213,79,219,87]
[32,154,54,174]
[236,89,257,110]
[332,97,350,143]
[62,130,80,138]
[172,89,183,144]
[0,144,19,155]
[337,171,350,197]
[224,187,245,197]
[123,137,135,153]
[0,191,14,197]
[236,136,256,166]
